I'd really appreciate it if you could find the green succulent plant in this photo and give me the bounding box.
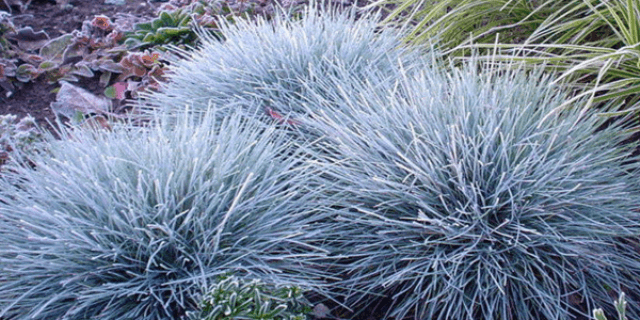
[189,275,311,320]
[122,0,262,51]
[124,9,199,50]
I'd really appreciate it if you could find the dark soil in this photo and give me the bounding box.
[0,0,165,130]
[0,0,366,131]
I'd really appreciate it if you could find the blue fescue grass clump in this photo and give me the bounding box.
[303,61,640,320]
[0,109,333,320]
[137,4,423,122]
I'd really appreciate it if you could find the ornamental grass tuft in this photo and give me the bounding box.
[303,61,640,320]
[137,4,423,123]
[0,110,333,320]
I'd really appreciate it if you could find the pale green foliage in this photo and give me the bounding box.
[302,60,640,320]
[460,0,640,118]
[373,0,640,116]
[0,109,333,320]
[189,275,311,320]
[368,0,569,48]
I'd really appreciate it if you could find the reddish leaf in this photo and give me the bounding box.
[21,54,43,64]
[91,15,114,32]
[265,107,300,126]
[139,51,161,67]
[104,81,127,100]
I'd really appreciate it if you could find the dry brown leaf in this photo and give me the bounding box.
[50,81,112,120]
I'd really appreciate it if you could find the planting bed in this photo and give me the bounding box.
[0,0,164,128]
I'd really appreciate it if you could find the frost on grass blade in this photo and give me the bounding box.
[137,4,426,126]
[305,60,640,320]
[0,110,334,320]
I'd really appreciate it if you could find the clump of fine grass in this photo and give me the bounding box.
[137,4,425,124]
[0,109,334,320]
[302,59,640,320]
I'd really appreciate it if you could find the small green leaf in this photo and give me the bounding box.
[104,86,118,99]
[135,22,153,31]
[178,15,192,27]
[38,60,58,71]
[160,11,176,25]
[142,34,156,43]
[123,38,142,49]
[15,64,38,82]
[59,74,79,82]
[593,308,608,320]
[72,110,84,124]
[157,27,187,38]
[39,34,74,62]
[152,17,165,30]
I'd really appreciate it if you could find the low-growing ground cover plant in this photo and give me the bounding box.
[188,274,311,320]
[0,0,268,115]
[301,59,640,319]
[137,4,426,125]
[0,109,334,320]
[0,113,42,166]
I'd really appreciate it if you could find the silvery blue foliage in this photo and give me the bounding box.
[304,62,640,320]
[0,110,332,320]
[138,4,423,122]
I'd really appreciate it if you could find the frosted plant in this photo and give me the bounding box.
[304,61,640,320]
[188,274,311,320]
[137,4,425,124]
[0,114,44,165]
[0,109,335,320]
